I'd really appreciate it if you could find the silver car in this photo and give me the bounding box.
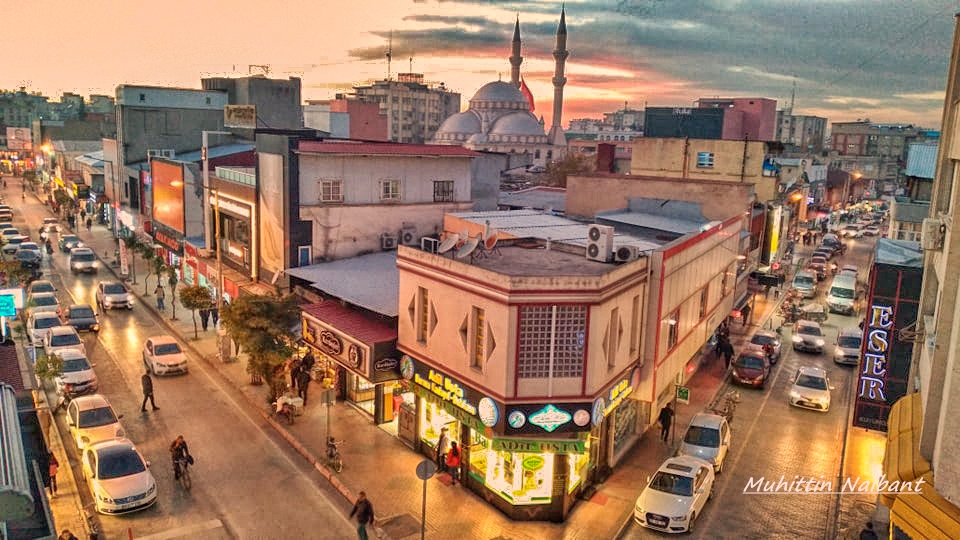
[834,327,863,366]
[792,320,826,354]
[679,412,730,473]
[69,247,98,274]
[96,281,134,311]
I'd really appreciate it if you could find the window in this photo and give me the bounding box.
[418,287,429,343]
[696,152,714,168]
[297,246,311,267]
[607,307,620,370]
[699,287,709,320]
[319,179,343,203]
[667,309,680,350]
[630,295,640,356]
[472,307,485,370]
[518,305,588,378]
[139,93,146,102]
[380,179,401,201]
[433,180,454,202]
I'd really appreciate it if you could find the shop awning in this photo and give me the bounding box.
[890,473,960,540]
[881,392,930,507]
[302,302,397,345]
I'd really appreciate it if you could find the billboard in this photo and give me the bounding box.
[258,153,284,275]
[225,105,257,129]
[151,160,185,234]
[6,127,31,151]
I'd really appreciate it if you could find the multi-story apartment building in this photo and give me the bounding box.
[696,97,777,142]
[829,121,924,193]
[775,110,827,154]
[352,73,461,144]
[0,87,49,129]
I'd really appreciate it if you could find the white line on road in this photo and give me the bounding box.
[132,519,224,540]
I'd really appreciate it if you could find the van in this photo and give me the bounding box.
[792,270,817,299]
[826,274,857,314]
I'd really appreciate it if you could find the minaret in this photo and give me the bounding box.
[548,7,568,146]
[509,16,522,89]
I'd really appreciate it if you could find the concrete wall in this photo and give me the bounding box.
[566,173,755,222]
[470,152,507,211]
[303,106,349,138]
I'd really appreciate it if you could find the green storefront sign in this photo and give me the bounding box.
[412,384,485,432]
[492,438,585,454]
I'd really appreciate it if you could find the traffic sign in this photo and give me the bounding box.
[416,459,437,480]
[676,386,690,405]
[0,295,15,317]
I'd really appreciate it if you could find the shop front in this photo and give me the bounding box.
[402,356,614,523]
[210,192,254,273]
[118,209,138,238]
[301,303,401,426]
[151,223,183,273]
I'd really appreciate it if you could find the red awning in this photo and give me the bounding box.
[302,302,397,345]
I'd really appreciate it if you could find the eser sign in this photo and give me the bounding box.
[859,304,892,402]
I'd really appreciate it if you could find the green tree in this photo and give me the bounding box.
[34,352,63,384]
[0,259,34,287]
[179,285,212,339]
[220,294,299,397]
[52,189,74,218]
[122,235,144,284]
[543,152,595,188]
[167,266,180,320]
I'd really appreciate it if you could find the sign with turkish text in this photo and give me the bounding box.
[491,437,586,454]
[119,239,129,277]
[224,105,257,129]
[152,225,184,255]
[301,312,371,376]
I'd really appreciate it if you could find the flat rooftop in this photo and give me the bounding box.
[442,240,622,276]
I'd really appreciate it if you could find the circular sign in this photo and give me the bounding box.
[478,397,499,428]
[400,355,415,380]
[416,459,437,480]
[347,344,362,368]
[318,330,343,356]
[573,409,590,427]
[507,410,526,429]
[592,397,606,427]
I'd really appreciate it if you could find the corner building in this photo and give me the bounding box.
[396,241,649,522]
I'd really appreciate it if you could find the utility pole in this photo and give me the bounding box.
[201,130,230,362]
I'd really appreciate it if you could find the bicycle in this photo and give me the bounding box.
[326,440,343,473]
[710,391,741,424]
[175,456,192,491]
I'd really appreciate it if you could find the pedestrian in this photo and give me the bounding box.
[140,370,159,411]
[300,351,316,375]
[211,307,219,327]
[435,427,449,472]
[155,284,165,311]
[719,337,735,369]
[658,403,674,442]
[48,452,59,496]
[80,209,86,220]
[199,308,211,331]
[741,303,752,326]
[297,366,312,406]
[289,357,302,392]
[446,441,461,485]
[859,522,878,540]
[85,217,92,231]
[58,530,79,540]
[349,491,375,540]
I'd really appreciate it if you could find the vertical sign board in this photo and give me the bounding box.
[853,260,922,431]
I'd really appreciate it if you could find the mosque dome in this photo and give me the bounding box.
[470,81,530,109]
[434,111,481,140]
[490,112,544,137]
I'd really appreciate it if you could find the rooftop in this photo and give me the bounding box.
[498,186,567,213]
[876,238,923,268]
[286,251,399,317]
[449,240,620,276]
[297,140,479,157]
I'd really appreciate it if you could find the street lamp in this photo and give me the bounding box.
[202,130,231,363]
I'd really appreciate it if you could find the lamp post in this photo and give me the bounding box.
[201,131,230,362]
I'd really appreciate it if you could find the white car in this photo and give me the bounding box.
[142,335,188,375]
[863,225,881,236]
[26,292,61,318]
[634,456,715,534]
[66,394,125,450]
[789,366,834,412]
[792,320,826,354]
[44,325,86,357]
[54,350,99,398]
[96,281,134,311]
[69,247,98,273]
[81,438,157,515]
[678,412,730,473]
[27,311,61,345]
[26,279,56,296]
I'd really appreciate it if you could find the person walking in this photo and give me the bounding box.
[199,308,211,331]
[718,337,735,369]
[85,217,92,231]
[289,357,302,392]
[658,403,674,443]
[140,370,159,411]
[741,303,752,326]
[446,441,462,486]
[435,427,449,473]
[211,307,219,328]
[48,452,59,496]
[154,284,165,311]
[349,491,375,540]
[296,366,312,406]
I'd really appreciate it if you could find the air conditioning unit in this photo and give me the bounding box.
[399,226,418,246]
[381,233,398,250]
[614,245,641,263]
[586,224,615,262]
[920,218,945,251]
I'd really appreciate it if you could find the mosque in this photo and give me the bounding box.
[431,8,569,166]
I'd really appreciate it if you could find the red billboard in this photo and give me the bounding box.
[151,160,185,234]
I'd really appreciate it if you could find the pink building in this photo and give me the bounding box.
[697,97,777,142]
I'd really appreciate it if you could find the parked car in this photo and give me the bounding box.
[840,265,859,278]
[812,248,834,261]
[96,281,134,311]
[142,335,188,375]
[54,349,99,398]
[19,241,42,257]
[81,438,157,515]
[2,235,27,255]
[678,412,731,473]
[69,247,98,273]
[43,325,86,357]
[0,222,15,231]
[15,248,42,269]
[61,304,101,332]
[821,233,842,249]
[864,225,881,236]
[834,327,864,366]
[59,234,83,253]
[748,329,782,363]
[41,217,60,232]
[26,292,61,318]
[788,366,834,412]
[27,312,61,345]
[731,350,771,388]
[26,279,56,296]
[792,320,826,354]
[66,394,124,450]
[633,456,715,533]
[0,227,21,238]
[791,271,818,299]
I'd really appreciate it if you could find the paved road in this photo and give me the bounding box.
[622,234,876,540]
[15,195,356,539]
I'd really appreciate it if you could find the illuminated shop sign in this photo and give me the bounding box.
[505,402,593,436]
[413,368,477,416]
[492,438,585,454]
[604,367,641,416]
[152,226,183,254]
[859,305,891,403]
[529,404,572,433]
[302,315,370,375]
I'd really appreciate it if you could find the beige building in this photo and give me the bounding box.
[630,138,777,201]
[352,73,461,144]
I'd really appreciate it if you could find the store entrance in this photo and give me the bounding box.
[378,380,414,436]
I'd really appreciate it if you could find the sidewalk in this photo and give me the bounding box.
[71,213,784,539]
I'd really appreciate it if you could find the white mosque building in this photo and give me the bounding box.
[431,9,569,167]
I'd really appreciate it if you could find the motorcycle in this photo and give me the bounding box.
[45,241,53,255]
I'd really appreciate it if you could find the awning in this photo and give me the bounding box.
[890,473,960,540]
[881,392,930,507]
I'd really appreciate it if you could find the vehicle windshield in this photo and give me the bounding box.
[62,235,79,244]
[103,283,126,295]
[78,406,118,428]
[684,426,720,448]
[33,296,58,307]
[155,343,182,355]
[752,334,776,346]
[72,252,95,262]
[838,336,862,349]
[34,317,59,330]
[97,449,146,480]
[21,243,39,250]
[649,471,694,497]
[796,374,828,391]
[62,356,91,372]
[70,307,96,319]
[50,333,80,347]
[830,287,855,299]
[798,325,822,336]
[736,355,766,370]
[15,251,36,260]
[794,275,814,287]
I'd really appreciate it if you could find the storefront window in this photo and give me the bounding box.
[347,373,376,416]
[612,399,639,458]
[568,447,589,493]
[468,431,554,505]
[419,400,457,448]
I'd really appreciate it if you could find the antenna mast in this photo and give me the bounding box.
[386,31,393,81]
[790,79,797,113]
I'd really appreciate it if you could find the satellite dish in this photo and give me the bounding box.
[484,233,499,251]
[455,234,481,259]
[438,233,460,254]
[455,230,469,249]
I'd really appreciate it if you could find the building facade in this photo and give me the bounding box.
[696,97,777,142]
[352,73,460,144]
[775,111,827,154]
[303,98,387,140]
[202,75,303,132]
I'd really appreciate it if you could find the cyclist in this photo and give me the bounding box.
[170,435,193,480]
[326,436,339,460]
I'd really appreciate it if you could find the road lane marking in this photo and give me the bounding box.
[134,519,224,540]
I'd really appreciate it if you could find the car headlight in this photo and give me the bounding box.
[815,339,825,347]
[671,514,688,521]
[92,324,100,331]
[792,335,803,343]
[834,348,844,357]
[98,492,115,503]
[790,390,801,399]
[116,427,125,438]
[146,483,157,495]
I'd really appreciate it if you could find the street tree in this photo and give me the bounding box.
[167,266,180,320]
[122,235,145,284]
[0,259,35,287]
[179,285,212,339]
[220,293,299,398]
[543,152,595,188]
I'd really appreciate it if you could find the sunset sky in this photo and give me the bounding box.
[2,0,956,130]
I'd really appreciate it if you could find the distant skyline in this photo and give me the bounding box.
[1,0,956,130]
